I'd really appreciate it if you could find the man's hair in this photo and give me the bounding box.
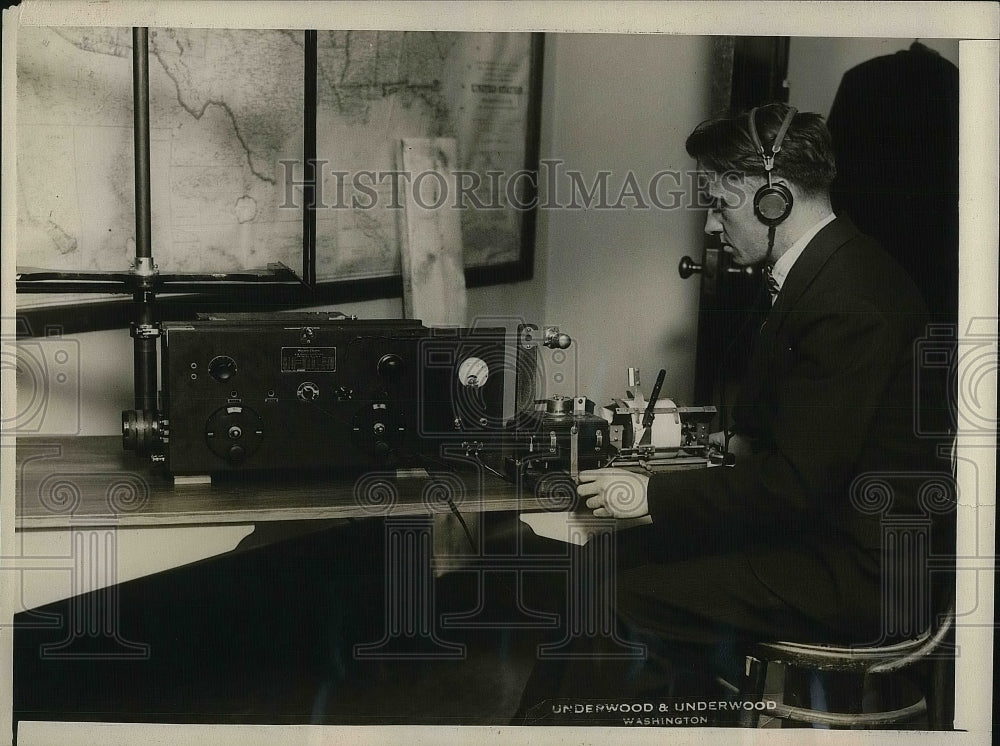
[685,103,837,195]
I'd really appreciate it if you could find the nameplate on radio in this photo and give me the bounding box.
[280,347,337,373]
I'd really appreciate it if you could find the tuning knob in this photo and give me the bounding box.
[297,382,320,401]
[678,256,702,279]
[377,353,404,377]
[208,355,238,382]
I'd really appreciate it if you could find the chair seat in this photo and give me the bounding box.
[753,607,953,674]
[738,605,955,728]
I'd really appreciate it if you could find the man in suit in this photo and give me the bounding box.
[515,104,952,723]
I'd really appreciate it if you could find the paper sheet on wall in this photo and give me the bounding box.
[519,511,653,546]
[397,137,467,327]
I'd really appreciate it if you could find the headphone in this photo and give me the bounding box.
[747,105,798,226]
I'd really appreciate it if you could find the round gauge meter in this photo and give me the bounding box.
[457,356,489,388]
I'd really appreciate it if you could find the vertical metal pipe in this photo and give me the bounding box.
[133,27,152,261]
[133,293,157,413]
[132,27,157,412]
[302,30,318,287]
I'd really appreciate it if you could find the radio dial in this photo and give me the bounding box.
[204,405,263,464]
[208,355,238,382]
[458,356,489,388]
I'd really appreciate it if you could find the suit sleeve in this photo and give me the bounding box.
[645,294,909,548]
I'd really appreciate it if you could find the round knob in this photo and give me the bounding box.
[377,353,404,377]
[678,256,702,279]
[122,409,159,455]
[544,395,573,415]
[208,355,238,382]
[297,382,320,402]
[542,329,572,349]
[227,445,246,463]
[228,425,242,440]
[372,422,386,435]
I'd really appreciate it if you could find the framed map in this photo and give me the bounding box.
[14,28,543,317]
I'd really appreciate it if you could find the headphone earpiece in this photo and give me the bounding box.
[748,105,798,227]
[754,180,793,226]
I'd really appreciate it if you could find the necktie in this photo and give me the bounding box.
[762,264,780,304]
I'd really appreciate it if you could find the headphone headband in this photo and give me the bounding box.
[748,105,798,172]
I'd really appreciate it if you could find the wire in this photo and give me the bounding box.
[446,497,479,554]
[422,447,494,553]
[473,451,508,480]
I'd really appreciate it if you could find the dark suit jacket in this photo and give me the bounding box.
[645,217,949,637]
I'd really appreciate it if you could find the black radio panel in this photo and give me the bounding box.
[154,314,506,476]
[417,327,507,446]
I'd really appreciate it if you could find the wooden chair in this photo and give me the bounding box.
[737,603,955,728]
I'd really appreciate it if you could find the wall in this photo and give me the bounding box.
[16,32,714,436]
[539,33,712,409]
[787,37,960,116]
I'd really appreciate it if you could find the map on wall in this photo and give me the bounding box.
[15,27,537,306]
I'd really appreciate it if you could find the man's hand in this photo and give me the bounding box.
[708,431,752,461]
[577,468,650,519]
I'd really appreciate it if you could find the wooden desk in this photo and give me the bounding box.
[10,436,649,738]
[15,436,531,529]
[12,435,535,609]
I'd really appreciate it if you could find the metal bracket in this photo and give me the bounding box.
[569,424,579,480]
[131,257,158,277]
[130,323,161,339]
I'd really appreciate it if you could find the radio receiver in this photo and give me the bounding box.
[122,313,507,477]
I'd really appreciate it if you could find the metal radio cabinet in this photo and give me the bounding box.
[144,314,508,477]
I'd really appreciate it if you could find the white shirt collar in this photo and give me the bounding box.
[769,212,836,297]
